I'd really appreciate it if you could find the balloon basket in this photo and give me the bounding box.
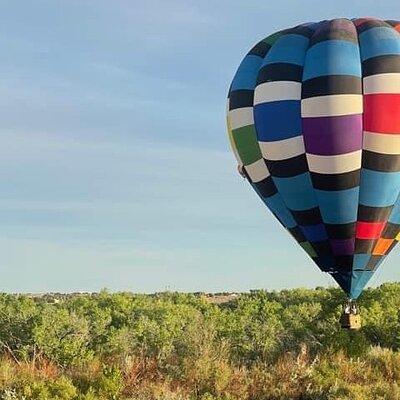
[340,300,361,330]
[340,313,361,330]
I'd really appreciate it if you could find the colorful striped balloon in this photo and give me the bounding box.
[226,18,400,299]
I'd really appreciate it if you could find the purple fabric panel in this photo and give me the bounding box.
[302,114,363,155]
[330,238,355,255]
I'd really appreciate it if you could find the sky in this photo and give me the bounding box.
[0,0,399,293]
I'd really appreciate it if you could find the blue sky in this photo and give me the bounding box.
[0,0,399,292]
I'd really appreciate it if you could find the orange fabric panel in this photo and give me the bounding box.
[373,238,394,255]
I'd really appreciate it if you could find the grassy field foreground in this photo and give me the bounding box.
[1,285,400,399]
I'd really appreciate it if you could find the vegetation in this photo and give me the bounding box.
[0,284,400,399]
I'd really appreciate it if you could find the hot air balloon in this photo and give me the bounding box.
[226,18,400,329]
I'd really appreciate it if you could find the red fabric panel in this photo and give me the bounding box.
[356,221,386,239]
[353,18,374,27]
[364,94,400,134]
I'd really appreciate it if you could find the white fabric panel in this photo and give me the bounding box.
[254,81,301,105]
[244,158,270,182]
[227,107,254,130]
[301,94,363,117]
[259,135,305,160]
[306,150,362,174]
[363,131,400,155]
[363,73,400,94]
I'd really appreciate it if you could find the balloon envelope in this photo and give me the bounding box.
[226,18,400,299]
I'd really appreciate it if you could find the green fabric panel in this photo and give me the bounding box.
[227,126,240,161]
[262,31,284,46]
[300,242,317,258]
[232,125,262,166]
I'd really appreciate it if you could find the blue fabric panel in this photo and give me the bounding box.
[263,34,309,66]
[350,270,375,299]
[303,40,361,80]
[314,255,335,270]
[273,173,318,211]
[230,55,263,91]
[300,223,328,241]
[359,27,400,61]
[254,100,301,141]
[389,197,400,224]
[301,22,320,29]
[315,188,359,224]
[261,192,297,228]
[353,254,371,270]
[359,170,400,207]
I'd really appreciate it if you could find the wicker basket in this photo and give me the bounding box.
[340,313,362,330]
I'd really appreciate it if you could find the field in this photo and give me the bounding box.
[1,284,400,399]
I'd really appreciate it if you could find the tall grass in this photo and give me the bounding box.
[2,347,400,399]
